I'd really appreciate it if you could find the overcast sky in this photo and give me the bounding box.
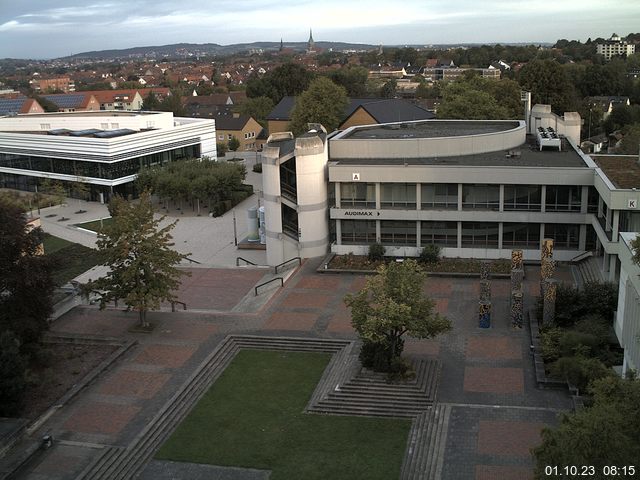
[1,0,639,59]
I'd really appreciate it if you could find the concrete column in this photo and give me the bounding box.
[606,207,612,232]
[375,183,381,210]
[579,224,587,251]
[335,182,341,209]
[457,221,462,249]
[539,224,545,250]
[498,222,504,250]
[457,183,463,211]
[580,185,589,214]
[609,255,617,282]
[612,210,620,239]
[335,219,342,246]
[416,220,421,248]
[598,196,603,218]
[416,184,421,211]
[540,185,546,213]
[376,220,381,243]
[499,184,505,213]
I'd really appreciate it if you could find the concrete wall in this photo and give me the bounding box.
[528,105,581,146]
[0,111,174,131]
[615,233,640,377]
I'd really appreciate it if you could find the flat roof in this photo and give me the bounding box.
[331,138,588,168]
[341,120,521,140]
[10,110,161,118]
[593,155,640,189]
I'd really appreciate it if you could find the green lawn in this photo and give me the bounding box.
[75,217,113,232]
[156,350,411,480]
[43,234,103,286]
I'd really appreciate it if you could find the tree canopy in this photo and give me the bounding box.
[246,63,314,104]
[85,192,189,327]
[438,76,522,120]
[289,77,349,135]
[0,198,53,347]
[327,65,369,97]
[237,96,274,128]
[534,375,640,477]
[518,59,579,114]
[344,259,452,371]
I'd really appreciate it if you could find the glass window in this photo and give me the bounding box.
[421,184,457,209]
[340,183,376,208]
[281,204,298,239]
[341,220,377,245]
[544,223,579,249]
[279,157,297,202]
[545,186,581,212]
[462,185,500,210]
[381,183,416,209]
[502,223,540,248]
[421,221,458,247]
[380,220,417,245]
[461,222,499,248]
[503,185,541,211]
[587,186,599,214]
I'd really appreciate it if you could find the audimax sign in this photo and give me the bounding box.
[344,211,381,216]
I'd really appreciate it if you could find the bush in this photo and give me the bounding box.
[558,330,602,358]
[549,355,613,393]
[252,163,263,173]
[419,244,441,263]
[368,243,385,262]
[216,142,228,157]
[540,327,563,363]
[359,338,405,372]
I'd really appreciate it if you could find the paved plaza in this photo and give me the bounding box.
[5,253,575,480]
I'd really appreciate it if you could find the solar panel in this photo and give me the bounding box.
[93,128,137,138]
[69,129,102,136]
[42,94,85,109]
[0,98,27,114]
[49,128,72,135]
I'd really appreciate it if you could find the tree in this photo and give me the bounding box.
[0,198,54,347]
[142,91,161,110]
[39,178,67,206]
[618,123,640,154]
[246,63,314,104]
[237,96,274,128]
[438,76,521,120]
[533,376,640,477]
[0,331,27,417]
[380,79,397,98]
[329,66,369,97]
[632,234,640,266]
[228,136,240,152]
[85,191,190,327]
[518,59,579,114]
[157,91,185,116]
[344,259,452,371]
[289,77,348,135]
[216,142,228,158]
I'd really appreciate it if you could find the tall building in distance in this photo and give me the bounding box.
[307,29,316,54]
[596,33,636,60]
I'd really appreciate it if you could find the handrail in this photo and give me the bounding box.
[569,251,593,264]
[236,256,258,266]
[185,256,202,264]
[255,277,283,296]
[274,256,301,274]
[170,300,187,312]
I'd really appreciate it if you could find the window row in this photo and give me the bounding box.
[340,220,583,249]
[337,183,598,213]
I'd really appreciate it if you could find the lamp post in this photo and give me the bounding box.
[232,209,238,246]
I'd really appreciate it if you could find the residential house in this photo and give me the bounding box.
[30,76,75,93]
[0,97,45,115]
[587,96,631,119]
[215,112,263,151]
[40,93,101,112]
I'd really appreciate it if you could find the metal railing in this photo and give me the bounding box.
[236,257,258,266]
[185,256,202,264]
[170,301,187,312]
[255,277,283,296]
[274,256,301,274]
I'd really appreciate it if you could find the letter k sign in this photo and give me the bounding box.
[629,199,637,209]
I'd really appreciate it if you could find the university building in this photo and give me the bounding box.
[0,111,216,201]
[261,105,640,376]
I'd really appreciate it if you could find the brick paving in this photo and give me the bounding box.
[16,259,578,480]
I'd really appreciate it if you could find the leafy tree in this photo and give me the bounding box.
[216,142,228,158]
[246,63,314,104]
[33,95,59,112]
[0,198,54,347]
[40,178,67,206]
[380,79,397,98]
[157,91,185,116]
[603,105,640,133]
[344,259,452,371]
[438,76,521,120]
[618,123,640,154]
[71,177,90,203]
[228,136,240,151]
[632,234,640,266]
[533,376,640,477]
[142,91,161,110]
[84,191,190,327]
[0,331,28,417]
[289,77,348,135]
[237,96,274,128]
[328,66,369,97]
[518,59,579,114]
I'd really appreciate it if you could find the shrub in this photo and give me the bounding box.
[0,331,27,417]
[540,327,563,363]
[419,244,441,263]
[549,355,613,393]
[558,330,602,358]
[368,242,385,262]
[359,338,405,373]
[252,163,263,173]
[216,142,228,157]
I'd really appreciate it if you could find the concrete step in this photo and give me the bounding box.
[311,406,419,418]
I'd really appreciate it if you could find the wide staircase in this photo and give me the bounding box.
[573,255,604,286]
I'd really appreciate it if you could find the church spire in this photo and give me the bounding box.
[279,38,283,52]
[307,28,315,54]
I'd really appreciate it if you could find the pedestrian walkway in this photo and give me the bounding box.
[5,258,574,480]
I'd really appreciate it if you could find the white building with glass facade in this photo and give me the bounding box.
[0,111,216,201]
